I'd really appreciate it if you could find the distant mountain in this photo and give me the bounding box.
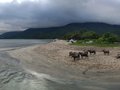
[0,22,120,39]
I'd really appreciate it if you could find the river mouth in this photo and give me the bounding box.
[0,39,56,90]
[0,39,120,90]
[0,39,76,90]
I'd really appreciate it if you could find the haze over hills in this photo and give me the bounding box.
[0,22,120,39]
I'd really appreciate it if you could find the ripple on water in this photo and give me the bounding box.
[0,67,119,90]
[0,67,81,90]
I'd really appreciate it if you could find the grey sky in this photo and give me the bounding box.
[0,0,120,31]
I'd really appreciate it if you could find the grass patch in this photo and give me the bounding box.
[72,40,120,47]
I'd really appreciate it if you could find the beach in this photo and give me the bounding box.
[7,40,120,82]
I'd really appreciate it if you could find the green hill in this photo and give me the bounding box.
[0,22,120,39]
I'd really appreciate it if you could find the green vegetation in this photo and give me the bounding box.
[98,32,119,43]
[63,30,99,40]
[72,40,120,47]
[64,31,120,47]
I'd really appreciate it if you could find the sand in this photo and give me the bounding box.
[7,40,120,81]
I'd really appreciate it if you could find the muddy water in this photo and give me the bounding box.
[0,40,119,90]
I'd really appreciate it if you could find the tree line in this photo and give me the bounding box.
[63,30,120,43]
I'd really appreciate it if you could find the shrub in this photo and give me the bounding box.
[98,32,119,43]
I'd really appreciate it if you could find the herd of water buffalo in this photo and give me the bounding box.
[69,49,120,61]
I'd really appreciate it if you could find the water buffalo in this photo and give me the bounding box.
[102,49,110,55]
[69,52,80,61]
[69,51,75,57]
[87,49,96,55]
[79,51,88,59]
[116,54,120,59]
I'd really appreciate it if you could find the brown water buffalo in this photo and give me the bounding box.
[87,49,96,55]
[116,54,120,59]
[69,51,75,57]
[69,52,80,61]
[102,49,110,55]
[79,51,88,59]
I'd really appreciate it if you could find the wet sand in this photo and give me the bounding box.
[7,40,120,89]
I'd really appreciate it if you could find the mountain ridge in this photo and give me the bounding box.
[0,22,120,39]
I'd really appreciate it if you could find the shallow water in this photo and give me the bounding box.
[0,39,119,90]
[0,39,52,48]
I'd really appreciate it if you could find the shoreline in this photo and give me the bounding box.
[7,40,120,81]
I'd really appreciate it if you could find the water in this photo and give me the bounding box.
[0,39,54,90]
[0,39,119,90]
[0,39,52,48]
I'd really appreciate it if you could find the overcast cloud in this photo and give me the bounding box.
[0,0,120,31]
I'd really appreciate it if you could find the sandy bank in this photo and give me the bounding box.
[8,40,120,80]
